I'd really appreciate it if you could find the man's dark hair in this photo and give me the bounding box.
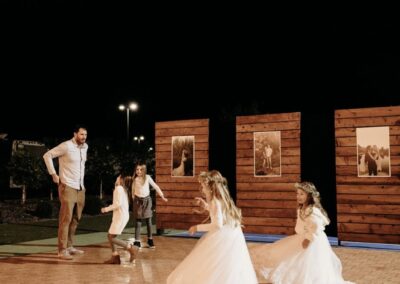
[73,124,87,133]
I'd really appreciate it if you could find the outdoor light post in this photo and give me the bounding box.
[134,135,145,144]
[119,102,138,142]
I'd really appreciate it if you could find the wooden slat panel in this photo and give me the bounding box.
[236,140,301,150]
[242,225,294,235]
[335,106,400,119]
[281,148,301,156]
[243,216,295,227]
[237,200,297,209]
[237,130,300,141]
[237,112,300,235]
[335,147,357,156]
[336,165,400,176]
[157,142,209,152]
[237,191,296,200]
[338,222,400,235]
[241,208,296,218]
[335,128,357,137]
[157,213,206,223]
[336,185,400,195]
[156,135,208,145]
[337,194,400,205]
[156,119,209,129]
[157,159,208,167]
[237,174,300,183]
[336,135,400,147]
[237,165,300,175]
[237,182,296,191]
[156,165,208,175]
[156,127,208,137]
[237,112,300,124]
[237,151,300,166]
[335,126,400,137]
[336,145,400,156]
[157,183,199,191]
[335,116,400,128]
[335,156,357,166]
[237,151,300,164]
[334,156,400,166]
[158,221,196,230]
[237,121,300,132]
[157,176,200,183]
[160,190,200,198]
[157,206,198,214]
[161,198,199,207]
[338,232,400,244]
[335,107,400,243]
[337,204,400,215]
[155,118,209,231]
[337,214,400,225]
[336,176,400,184]
[336,156,400,167]
[157,150,208,160]
[335,137,356,147]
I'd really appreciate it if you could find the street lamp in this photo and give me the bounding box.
[119,102,138,142]
[134,135,145,144]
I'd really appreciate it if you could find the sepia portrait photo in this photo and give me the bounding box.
[254,131,281,177]
[171,136,195,177]
[356,126,391,177]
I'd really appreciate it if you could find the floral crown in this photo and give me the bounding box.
[294,182,320,198]
[198,171,226,185]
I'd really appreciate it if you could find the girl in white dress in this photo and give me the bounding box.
[167,170,257,284]
[101,174,137,264]
[252,182,354,284]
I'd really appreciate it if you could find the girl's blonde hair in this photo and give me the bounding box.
[131,164,147,197]
[295,181,330,224]
[198,170,242,227]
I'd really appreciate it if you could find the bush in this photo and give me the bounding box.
[83,196,103,215]
[34,200,53,218]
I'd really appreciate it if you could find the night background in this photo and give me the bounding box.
[1,16,399,237]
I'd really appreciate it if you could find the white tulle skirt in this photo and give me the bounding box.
[251,233,355,284]
[167,226,257,284]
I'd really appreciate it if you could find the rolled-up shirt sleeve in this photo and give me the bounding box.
[43,142,68,175]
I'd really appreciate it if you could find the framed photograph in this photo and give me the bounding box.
[254,131,281,177]
[356,126,391,177]
[171,136,195,177]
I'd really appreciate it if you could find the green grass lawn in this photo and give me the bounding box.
[0,213,138,245]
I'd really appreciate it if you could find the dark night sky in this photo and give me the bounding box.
[1,15,400,235]
[1,18,399,161]
[1,18,399,143]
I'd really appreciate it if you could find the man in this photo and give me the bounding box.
[365,145,378,176]
[43,125,88,260]
[263,144,273,169]
[265,144,273,169]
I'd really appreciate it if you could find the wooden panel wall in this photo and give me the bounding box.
[236,112,301,235]
[155,119,209,230]
[335,106,400,244]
